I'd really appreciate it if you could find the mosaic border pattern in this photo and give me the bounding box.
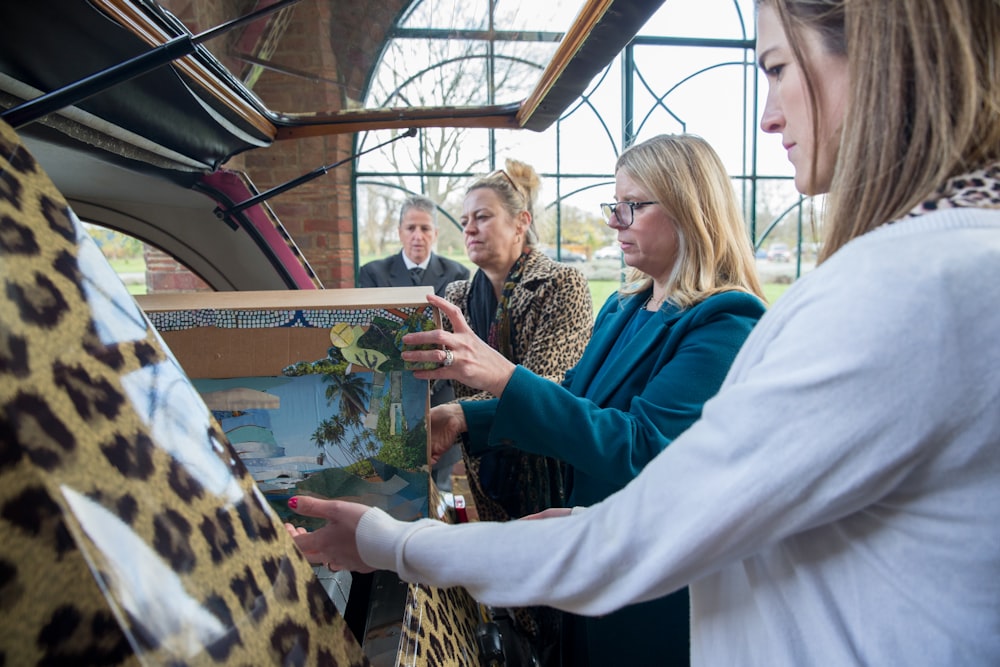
[147,305,435,332]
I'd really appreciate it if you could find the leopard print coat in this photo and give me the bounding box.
[443,248,593,521]
[443,249,592,660]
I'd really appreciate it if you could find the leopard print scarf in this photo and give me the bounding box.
[905,161,1000,218]
[482,250,531,360]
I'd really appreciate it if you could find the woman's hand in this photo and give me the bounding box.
[284,497,374,572]
[402,294,517,397]
[429,404,467,464]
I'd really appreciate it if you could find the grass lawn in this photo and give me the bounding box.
[107,257,147,295]
[108,257,146,273]
[588,280,620,313]
[762,282,791,304]
[589,279,791,318]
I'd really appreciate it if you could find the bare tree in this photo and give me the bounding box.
[357,2,553,251]
[358,186,399,256]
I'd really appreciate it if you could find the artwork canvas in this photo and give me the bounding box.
[138,289,443,527]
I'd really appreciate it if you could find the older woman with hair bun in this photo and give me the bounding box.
[444,158,593,523]
[441,158,594,661]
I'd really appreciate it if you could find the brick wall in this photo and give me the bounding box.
[151,0,408,290]
[144,246,212,293]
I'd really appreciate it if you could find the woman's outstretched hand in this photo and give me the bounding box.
[284,497,373,573]
[402,294,517,398]
[428,403,467,464]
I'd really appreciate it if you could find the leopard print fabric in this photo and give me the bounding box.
[905,161,1000,217]
[443,250,592,659]
[0,119,369,665]
[395,584,485,667]
[0,118,495,667]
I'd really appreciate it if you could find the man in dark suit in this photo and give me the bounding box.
[358,195,469,480]
[358,195,468,297]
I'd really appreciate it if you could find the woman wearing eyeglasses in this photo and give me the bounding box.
[409,134,766,666]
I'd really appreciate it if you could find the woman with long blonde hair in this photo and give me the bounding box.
[373,134,770,665]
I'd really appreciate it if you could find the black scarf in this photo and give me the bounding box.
[466,251,531,361]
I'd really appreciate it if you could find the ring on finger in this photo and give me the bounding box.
[442,348,454,367]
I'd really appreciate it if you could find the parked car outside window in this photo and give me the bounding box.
[594,244,621,260]
[542,246,586,262]
[767,242,792,262]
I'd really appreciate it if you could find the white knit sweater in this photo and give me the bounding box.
[358,208,1000,665]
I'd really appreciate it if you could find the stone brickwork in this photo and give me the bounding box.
[144,246,211,293]
[153,0,408,289]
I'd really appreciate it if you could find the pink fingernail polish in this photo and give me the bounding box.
[288,497,298,510]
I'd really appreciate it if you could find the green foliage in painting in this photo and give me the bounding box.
[398,309,440,371]
[282,311,432,472]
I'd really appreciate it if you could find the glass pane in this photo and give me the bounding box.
[368,39,493,107]
[399,0,489,30]
[160,0,587,115]
[354,0,825,313]
[493,41,560,104]
[631,45,755,173]
[494,0,588,32]
[82,223,211,295]
[495,128,559,178]
[83,223,148,295]
[641,0,756,40]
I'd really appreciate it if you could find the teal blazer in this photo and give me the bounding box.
[461,289,765,667]
[463,288,765,506]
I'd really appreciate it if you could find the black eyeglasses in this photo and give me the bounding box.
[600,201,657,228]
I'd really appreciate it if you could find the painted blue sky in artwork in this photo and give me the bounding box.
[192,369,427,466]
[193,375,345,458]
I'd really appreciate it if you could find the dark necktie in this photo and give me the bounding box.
[409,267,424,285]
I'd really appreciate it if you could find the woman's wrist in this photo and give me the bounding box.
[450,403,469,433]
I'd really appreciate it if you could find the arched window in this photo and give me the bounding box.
[355,0,817,307]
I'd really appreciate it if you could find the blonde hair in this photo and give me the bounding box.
[467,158,541,246]
[617,134,765,308]
[762,0,1000,262]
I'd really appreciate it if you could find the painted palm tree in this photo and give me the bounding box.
[324,370,370,422]
[311,411,380,471]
